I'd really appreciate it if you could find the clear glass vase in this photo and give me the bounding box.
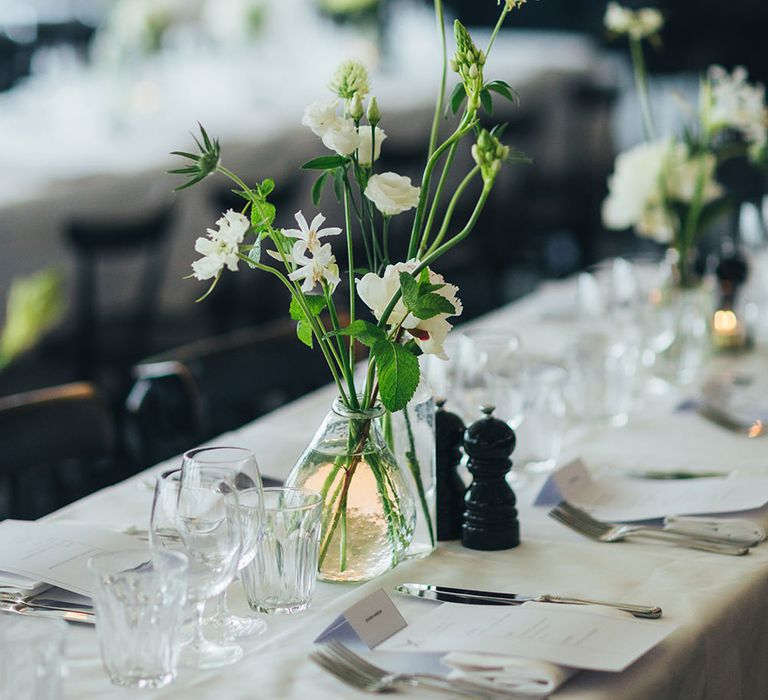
[383,379,437,559]
[285,398,416,582]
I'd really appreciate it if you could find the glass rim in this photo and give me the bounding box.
[261,487,322,512]
[332,396,384,419]
[87,549,189,576]
[183,445,256,465]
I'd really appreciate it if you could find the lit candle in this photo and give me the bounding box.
[712,309,747,350]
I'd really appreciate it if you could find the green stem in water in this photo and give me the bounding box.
[402,406,436,547]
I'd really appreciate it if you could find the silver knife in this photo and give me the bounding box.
[396,583,662,619]
[0,601,95,625]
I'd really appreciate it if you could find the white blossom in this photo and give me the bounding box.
[602,140,721,244]
[191,209,249,280]
[357,126,386,166]
[364,172,420,216]
[301,100,343,138]
[321,117,361,156]
[283,210,341,257]
[706,65,767,148]
[604,2,663,39]
[356,261,462,359]
[288,242,340,293]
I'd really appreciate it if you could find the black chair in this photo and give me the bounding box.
[63,202,176,389]
[0,382,115,520]
[124,320,329,471]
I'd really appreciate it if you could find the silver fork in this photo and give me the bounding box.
[549,501,751,555]
[311,641,526,700]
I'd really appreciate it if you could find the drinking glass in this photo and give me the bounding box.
[240,487,322,615]
[454,329,526,427]
[564,328,640,426]
[517,362,568,474]
[0,617,66,699]
[181,446,265,639]
[87,549,188,689]
[150,468,243,669]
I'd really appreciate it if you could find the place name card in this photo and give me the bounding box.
[315,588,407,649]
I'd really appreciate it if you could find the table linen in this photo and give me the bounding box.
[42,276,768,699]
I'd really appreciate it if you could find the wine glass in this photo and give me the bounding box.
[181,447,266,639]
[149,469,243,669]
[455,328,526,428]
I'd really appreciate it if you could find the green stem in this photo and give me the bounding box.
[382,216,391,263]
[425,165,480,256]
[402,407,436,547]
[427,0,447,158]
[485,5,509,56]
[629,37,656,141]
[677,161,709,288]
[342,186,360,410]
[324,283,357,402]
[419,143,458,257]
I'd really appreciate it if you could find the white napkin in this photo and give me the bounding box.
[0,572,50,596]
[441,602,633,697]
[664,504,768,544]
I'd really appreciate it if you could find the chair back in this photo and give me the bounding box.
[0,382,115,519]
[64,202,176,380]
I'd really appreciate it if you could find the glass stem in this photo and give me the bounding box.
[214,591,228,620]
[192,600,208,649]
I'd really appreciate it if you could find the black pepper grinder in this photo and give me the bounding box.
[461,405,520,550]
[435,399,466,541]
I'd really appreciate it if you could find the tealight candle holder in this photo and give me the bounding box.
[712,308,748,351]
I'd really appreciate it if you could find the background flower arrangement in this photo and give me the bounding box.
[601,2,768,288]
[169,0,530,579]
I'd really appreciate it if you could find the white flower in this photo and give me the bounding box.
[356,126,386,166]
[602,140,721,243]
[288,242,340,293]
[329,59,370,99]
[356,261,463,359]
[191,209,249,280]
[604,2,663,39]
[705,65,767,147]
[283,210,341,257]
[321,117,361,156]
[364,172,420,216]
[301,100,343,138]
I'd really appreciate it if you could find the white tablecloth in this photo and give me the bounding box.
[46,277,768,699]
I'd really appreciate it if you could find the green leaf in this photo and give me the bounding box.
[289,294,327,321]
[485,80,519,104]
[259,178,275,196]
[333,167,345,202]
[301,155,348,170]
[373,339,420,412]
[312,172,329,206]
[251,199,276,230]
[449,82,467,115]
[398,271,456,320]
[296,319,314,348]
[330,320,386,347]
[480,89,493,115]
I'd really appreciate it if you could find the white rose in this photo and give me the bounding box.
[602,140,669,231]
[356,126,386,166]
[364,172,420,216]
[356,262,462,359]
[665,146,722,204]
[321,117,361,156]
[301,100,342,138]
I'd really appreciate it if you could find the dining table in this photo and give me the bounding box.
[42,274,768,700]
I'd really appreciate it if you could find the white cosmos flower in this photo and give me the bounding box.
[706,65,767,147]
[301,100,343,138]
[283,210,341,256]
[356,261,463,359]
[321,117,361,156]
[191,209,249,280]
[288,242,340,293]
[356,126,386,166]
[364,172,420,216]
[602,140,721,244]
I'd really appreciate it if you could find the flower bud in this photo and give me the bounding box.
[348,93,364,120]
[366,96,381,125]
[469,64,478,79]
